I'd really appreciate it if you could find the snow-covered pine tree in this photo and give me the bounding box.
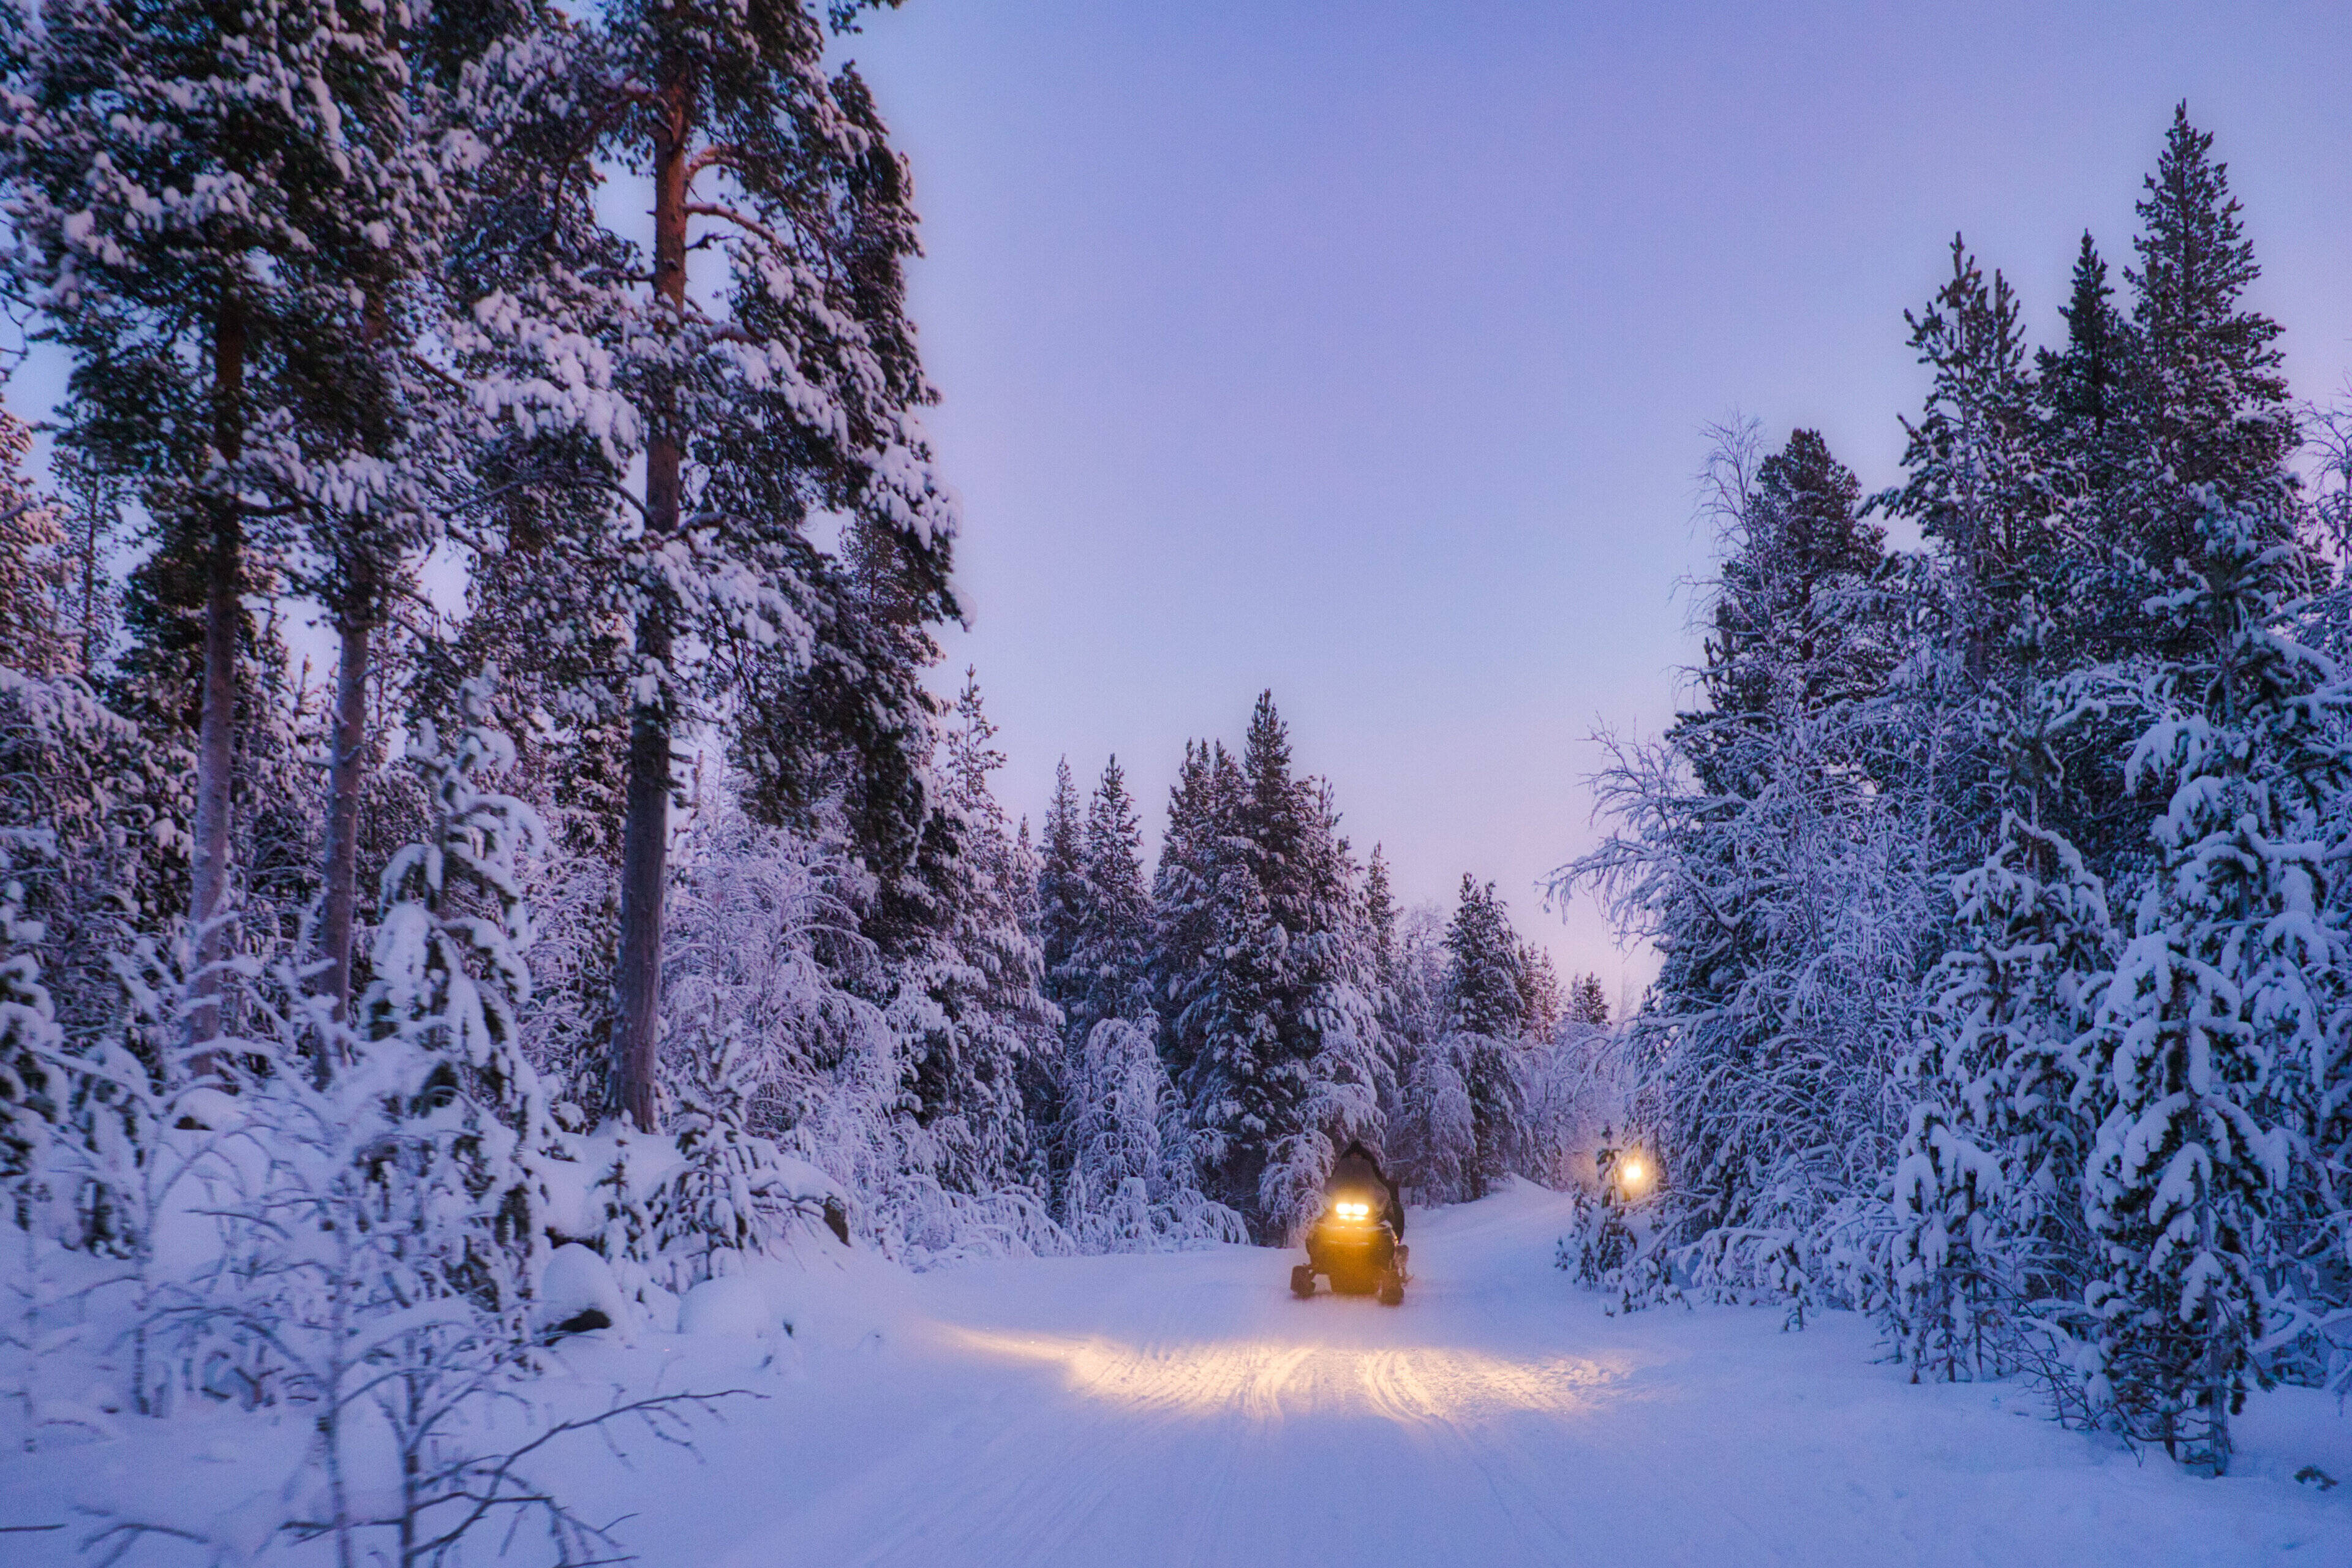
[1443,875,1528,1198]
[2082,492,2343,1474]
[301,123,471,1026]
[454,0,955,1130]
[9,0,427,1047]
[360,674,552,1308]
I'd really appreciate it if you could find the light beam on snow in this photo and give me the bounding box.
[942,1328,1624,1423]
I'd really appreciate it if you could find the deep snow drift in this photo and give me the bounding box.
[9,1182,2350,1565]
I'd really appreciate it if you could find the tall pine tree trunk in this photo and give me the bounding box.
[188,293,246,1054]
[318,285,398,1027]
[317,578,372,1021]
[611,85,690,1131]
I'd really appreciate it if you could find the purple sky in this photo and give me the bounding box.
[837,0,2352,998]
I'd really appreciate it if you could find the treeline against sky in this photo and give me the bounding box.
[1036,692,1615,1248]
[1561,108,2352,1474]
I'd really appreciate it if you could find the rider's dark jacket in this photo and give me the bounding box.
[1325,1145,1405,1238]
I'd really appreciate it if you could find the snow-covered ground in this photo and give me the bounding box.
[10,1182,2351,1565]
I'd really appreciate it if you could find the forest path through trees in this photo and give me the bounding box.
[627,1186,2352,1567]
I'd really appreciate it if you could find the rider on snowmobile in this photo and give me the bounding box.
[1295,1140,1409,1302]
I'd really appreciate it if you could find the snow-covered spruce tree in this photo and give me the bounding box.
[1163,697,1379,1240]
[1038,758,1087,1015]
[8,0,428,1049]
[1363,845,1398,992]
[456,0,954,1130]
[2079,492,2344,1474]
[1442,875,1528,1199]
[358,675,552,1308]
[2033,232,2147,679]
[647,1017,838,1287]
[1382,902,1469,1202]
[0,842,62,1223]
[1518,941,1564,1042]
[1395,1033,1474,1205]
[0,650,193,1052]
[1896,236,2056,695]
[1878,229,2130,1379]
[1253,771,1384,1237]
[2020,111,2298,895]
[1893,808,2116,1382]
[872,673,1056,1202]
[1150,738,1235,1090]
[1068,757,1155,1042]
[2116,110,2294,647]
[1040,753,1158,1223]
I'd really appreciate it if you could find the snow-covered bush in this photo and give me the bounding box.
[659,788,1068,1267]
[647,1020,851,1289]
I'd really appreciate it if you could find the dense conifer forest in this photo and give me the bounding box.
[1557,110,2352,1474]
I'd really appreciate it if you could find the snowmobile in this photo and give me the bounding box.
[1291,1149,1409,1305]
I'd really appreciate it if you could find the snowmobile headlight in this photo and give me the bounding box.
[1335,1200,1370,1221]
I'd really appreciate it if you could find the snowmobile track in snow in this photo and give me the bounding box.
[614,1184,2351,1567]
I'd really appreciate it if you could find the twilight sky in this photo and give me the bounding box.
[835,0,2352,999]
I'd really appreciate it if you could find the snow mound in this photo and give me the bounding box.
[537,1243,631,1337]
[680,1275,774,1340]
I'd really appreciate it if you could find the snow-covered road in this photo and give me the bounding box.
[603,1182,2352,1567]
